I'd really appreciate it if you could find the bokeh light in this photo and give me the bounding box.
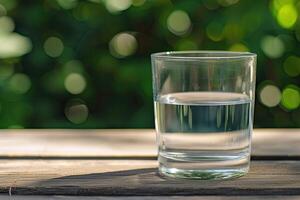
[56,0,78,9]
[64,73,86,95]
[206,21,224,42]
[276,4,297,29]
[0,16,14,33]
[229,43,249,52]
[281,85,300,110]
[9,73,31,94]
[218,0,239,7]
[65,100,89,124]
[0,16,31,58]
[0,0,298,128]
[259,84,282,107]
[223,23,244,42]
[43,36,64,58]
[105,0,131,13]
[64,60,84,73]
[0,33,32,58]
[176,39,198,50]
[272,0,294,11]
[109,32,137,58]
[167,10,191,36]
[283,56,300,77]
[261,35,284,58]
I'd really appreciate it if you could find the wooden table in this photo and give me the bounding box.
[0,129,299,199]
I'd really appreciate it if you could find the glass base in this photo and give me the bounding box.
[159,165,249,180]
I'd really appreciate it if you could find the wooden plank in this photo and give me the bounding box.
[252,129,300,157]
[0,129,298,157]
[0,129,155,158]
[1,196,300,200]
[1,159,300,195]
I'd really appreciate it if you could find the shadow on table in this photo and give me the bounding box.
[28,162,300,196]
[35,168,222,186]
[36,167,161,186]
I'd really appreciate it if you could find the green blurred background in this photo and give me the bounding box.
[0,0,299,128]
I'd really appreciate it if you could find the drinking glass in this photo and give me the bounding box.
[151,51,256,179]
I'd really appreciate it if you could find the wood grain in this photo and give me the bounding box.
[0,159,300,195]
[0,129,299,196]
[0,129,298,158]
[1,196,300,200]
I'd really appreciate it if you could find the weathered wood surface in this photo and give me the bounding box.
[0,129,298,157]
[1,196,300,200]
[0,159,300,195]
[0,129,299,197]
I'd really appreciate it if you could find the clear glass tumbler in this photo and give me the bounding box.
[151,51,256,180]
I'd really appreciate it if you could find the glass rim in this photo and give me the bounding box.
[151,51,256,60]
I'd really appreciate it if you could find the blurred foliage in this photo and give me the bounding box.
[0,0,299,128]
